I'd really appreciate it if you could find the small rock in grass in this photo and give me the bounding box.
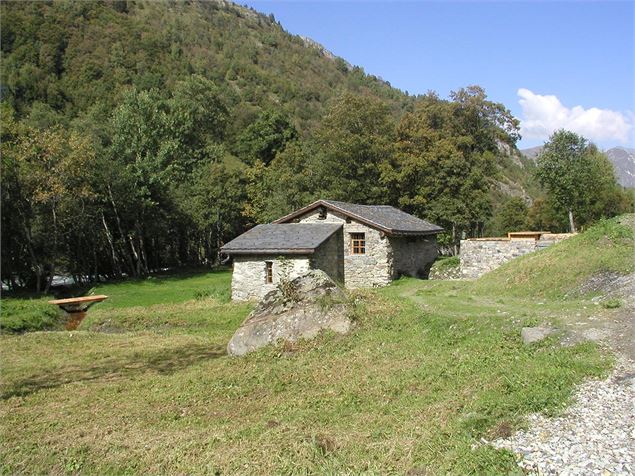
[521,326,558,344]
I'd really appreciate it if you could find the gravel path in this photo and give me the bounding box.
[493,358,635,475]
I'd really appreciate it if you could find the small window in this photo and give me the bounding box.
[351,233,366,255]
[318,207,327,220]
[265,261,273,284]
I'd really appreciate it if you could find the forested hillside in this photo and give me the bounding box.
[1,0,410,131]
[2,0,626,291]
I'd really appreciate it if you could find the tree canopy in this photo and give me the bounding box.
[535,130,632,232]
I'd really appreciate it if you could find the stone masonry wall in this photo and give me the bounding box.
[231,255,311,301]
[536,233,575,250]
[311,228,344,283]
[297,209,393,288]
[390,236,438,279]
[459,239,537,279]
[460,232,576,279]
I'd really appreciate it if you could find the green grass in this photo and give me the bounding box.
[2,217,631,474]
[0,296,62,333]
[90,268,233,309]
[0,269,234,334]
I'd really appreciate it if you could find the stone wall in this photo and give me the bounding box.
[296,209,393,288]
[390,236,438,279]
[460,233,576,279]
[311,228,344,283]
[460,239,535,279]
[231,255,311,301]
[536,233,575,249]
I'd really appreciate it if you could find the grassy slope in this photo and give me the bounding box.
[0,296,60,333]
[2,217,631,474]
[473,215,634,298]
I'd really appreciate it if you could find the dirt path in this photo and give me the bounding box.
[560,272,635,360]
[399,221,635,474]
[493,215,635,475]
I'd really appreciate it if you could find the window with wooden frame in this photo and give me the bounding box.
[265,261,273,284]
[350,233,366,255]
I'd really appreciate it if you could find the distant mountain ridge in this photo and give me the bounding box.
[605,147,635,188]
[520,146,635,188]
[519,146,543,161]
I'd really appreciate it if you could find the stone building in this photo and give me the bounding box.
[221,200,443,301]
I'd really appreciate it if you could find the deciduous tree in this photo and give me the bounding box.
[535,130,629,232]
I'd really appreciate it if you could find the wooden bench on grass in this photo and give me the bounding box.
[48,295,108,330]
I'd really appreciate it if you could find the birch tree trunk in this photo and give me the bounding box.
[568,209,576,233]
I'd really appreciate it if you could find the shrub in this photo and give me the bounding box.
[602,298,622,309]
[1,298,62,333]
[435,256,460,270]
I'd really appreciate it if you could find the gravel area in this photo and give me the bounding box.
[493,358,635,475]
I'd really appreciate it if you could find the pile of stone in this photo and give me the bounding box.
[428,259,461,280]
[492,358,635,475]
[227,270,352,356]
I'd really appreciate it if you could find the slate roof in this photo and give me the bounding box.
[220,223,342,255]
[274,200,443,235]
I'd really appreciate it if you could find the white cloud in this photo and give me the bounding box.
[517,88,632,144]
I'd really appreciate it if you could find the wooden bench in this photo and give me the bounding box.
[48,295,108,330]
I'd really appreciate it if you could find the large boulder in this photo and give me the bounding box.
[227,270,352,356]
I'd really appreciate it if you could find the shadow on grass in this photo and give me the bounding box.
[1,342,225,400]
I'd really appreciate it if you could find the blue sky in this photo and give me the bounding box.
[240,1,634,149]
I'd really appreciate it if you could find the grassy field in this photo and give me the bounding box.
[1,216,631,474]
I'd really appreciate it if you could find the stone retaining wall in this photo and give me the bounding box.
[460,239,535,279]
[459,233,574,279]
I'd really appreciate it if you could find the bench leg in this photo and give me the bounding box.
[65,311,87,331]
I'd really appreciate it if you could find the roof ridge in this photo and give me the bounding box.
[272,199,443,235]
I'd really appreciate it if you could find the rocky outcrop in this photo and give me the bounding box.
[227,270,352,356]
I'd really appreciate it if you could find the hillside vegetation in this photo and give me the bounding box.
[4,217,633,473]
[1,0,407,131]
